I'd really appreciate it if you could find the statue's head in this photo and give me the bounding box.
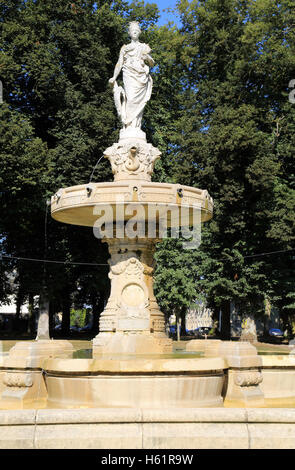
[128,21,141,40]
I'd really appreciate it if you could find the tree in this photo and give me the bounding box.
[163,0,295,338]
[154,238,206,336]
[0,0,162,336]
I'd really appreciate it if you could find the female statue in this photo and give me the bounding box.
[109,22,154,133]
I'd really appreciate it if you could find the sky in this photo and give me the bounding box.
[152,0,180,26]
[128,0,181,27]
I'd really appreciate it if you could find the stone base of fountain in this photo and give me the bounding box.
[0,340,74,409]
[2,340,295,413]
[43,356,225,409]
[3,340,74,367]
[2,406,295,449]
[93,332,172,356]
[187,340,265,407]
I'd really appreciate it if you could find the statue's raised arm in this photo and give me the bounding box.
[109,21,154,140]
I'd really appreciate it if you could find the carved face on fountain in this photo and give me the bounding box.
[104,141,161,181]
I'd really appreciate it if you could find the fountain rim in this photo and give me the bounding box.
[42,356,226,374]
[51,181,214,227]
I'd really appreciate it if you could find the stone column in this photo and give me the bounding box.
[92,237,172,356]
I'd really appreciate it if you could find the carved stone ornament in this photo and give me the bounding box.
[4,372,34,388]
[109,256,152,279]
[104,141,161,181]
[234,370,263,387]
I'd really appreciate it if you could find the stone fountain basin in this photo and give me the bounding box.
[51,181,213,227]
[42,356,225,409]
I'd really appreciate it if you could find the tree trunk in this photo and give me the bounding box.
[15,288,25,332]
[49,301,55,338]
[36,290,50,340]
[180,305,187,336]
[210,304,220,337]
[15,292,22,320]
[212,304,220,324]
[85,308,91,326]
[61,292,71,337]
[220,300,231,340]
[27,292,34,335]
[263,297,271,337]
[176,315,181,341]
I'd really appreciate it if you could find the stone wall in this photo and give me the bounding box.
[0,408,295,449]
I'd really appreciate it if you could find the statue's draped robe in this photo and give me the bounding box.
[121,42,153,128]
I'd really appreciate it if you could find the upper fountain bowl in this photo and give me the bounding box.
[51,181,213,231]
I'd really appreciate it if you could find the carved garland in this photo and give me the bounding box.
[4,373,34,388]
[234,370,263,387]
[110,257,152,278]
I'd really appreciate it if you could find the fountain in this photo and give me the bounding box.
[47,20,223,409]
[1,22,295,449]
[52,22,213,358]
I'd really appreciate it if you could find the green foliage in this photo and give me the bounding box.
[154,238,205,317]
[154,0,295,336]
[70,308,86,328]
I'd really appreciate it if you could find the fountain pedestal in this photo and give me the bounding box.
[93,237,172,356]
[51,136,213,358]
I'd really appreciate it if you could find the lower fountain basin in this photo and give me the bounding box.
[43,357,225,409]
